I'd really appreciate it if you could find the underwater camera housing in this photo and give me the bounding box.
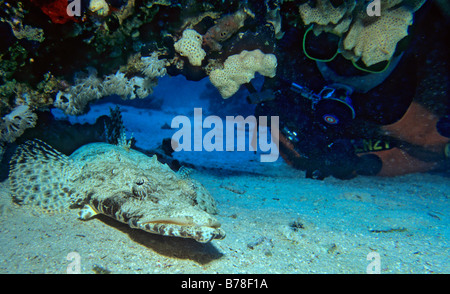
[290,82,355,128]
[315,84,355,127]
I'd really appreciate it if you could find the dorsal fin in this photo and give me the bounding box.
[177,166,193,179]
[9,139,74,212]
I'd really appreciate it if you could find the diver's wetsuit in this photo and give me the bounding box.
[254,24,418,179]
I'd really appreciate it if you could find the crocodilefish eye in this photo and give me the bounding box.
[131,176,159,202]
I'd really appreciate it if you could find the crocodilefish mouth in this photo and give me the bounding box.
[128,217,226,243]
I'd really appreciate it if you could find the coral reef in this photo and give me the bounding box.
[299,0,427,66]
[341,5,412,66]
[0,105,37,143]
[15,73,61,108]
[298,0,356,27]
[141,58,167,78]
[54,71,141,115]
[139,53,168,79]
[0,0,434,143]
[101,71,134,99]
[174,29,206,66]
[342,0,426,66]
[104,53,166,99]
[54,70,103,115]
[54,52,167,115]
[209,49,277,99]
[29,0,79,24]
[266,6,283,39]
[89,0,110,17]
[8,22,45,43]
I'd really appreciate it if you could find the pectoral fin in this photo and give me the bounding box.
[78,204,100,220]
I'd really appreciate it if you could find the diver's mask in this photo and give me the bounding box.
[303,25,392,74]
[290,82,355,128]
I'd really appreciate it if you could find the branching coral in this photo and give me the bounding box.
[0,105,37,143]
[209,49,277,99]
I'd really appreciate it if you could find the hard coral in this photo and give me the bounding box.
[0,105,37,143]
[209,49,277,99]
[174,29,206,67]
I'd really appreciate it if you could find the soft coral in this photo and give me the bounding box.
[30,0,78,24]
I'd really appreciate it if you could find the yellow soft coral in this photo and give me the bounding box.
[174,29,206,67]
[342,6,413,66]
[298,0,356,26]
[299,0,426,67]
[209,49,277,99]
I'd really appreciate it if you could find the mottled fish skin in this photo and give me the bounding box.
[9,140,225,243]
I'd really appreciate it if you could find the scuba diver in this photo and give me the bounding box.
[247,0,449,180]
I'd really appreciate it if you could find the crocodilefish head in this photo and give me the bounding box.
[74,144,226,243]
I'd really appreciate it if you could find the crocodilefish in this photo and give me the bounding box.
[8,140,225,243]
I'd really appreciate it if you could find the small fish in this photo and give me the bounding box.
[9,140,225,243]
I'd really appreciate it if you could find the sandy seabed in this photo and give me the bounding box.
[0,162,448,274]
[0,76,448,274]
